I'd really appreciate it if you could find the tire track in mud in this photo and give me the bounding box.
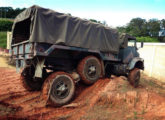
[0,67,165,120]
[0,67,111,119]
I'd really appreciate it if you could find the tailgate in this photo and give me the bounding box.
[11,41,34,59]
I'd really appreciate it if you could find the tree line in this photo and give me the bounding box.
[117,18,165,37]
[0,7,25,31]
[0,7,25,18]
[88,17,165,42]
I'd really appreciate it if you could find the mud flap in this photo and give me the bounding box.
[100,60,105,77]
[34,58,45,78]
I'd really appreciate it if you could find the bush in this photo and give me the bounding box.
[0,19,13,31]
[0,32,7,48]
[136,36,159,42]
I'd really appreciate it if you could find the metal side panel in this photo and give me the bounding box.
[11,41,34,59]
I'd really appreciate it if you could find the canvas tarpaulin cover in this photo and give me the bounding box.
[12,5,121,53]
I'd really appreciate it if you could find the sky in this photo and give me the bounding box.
[0,0,165,27]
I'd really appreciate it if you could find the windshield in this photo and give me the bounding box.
[128,40,136,47]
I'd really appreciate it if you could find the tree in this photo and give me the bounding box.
[89,19,101,24]
[0,19,13,31]
[161,19,165,29]
[89,19,108,27]
[127,18,148,37]
[67,13,71,16]
[116,26,126,33]
[102,20,108,26]
[147,19,160,37]
[0,7,25,18]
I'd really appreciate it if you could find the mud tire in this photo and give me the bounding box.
[77,56,101,85]
[20,65,45,91]
[42,72,75,107]
[128,68,140,88]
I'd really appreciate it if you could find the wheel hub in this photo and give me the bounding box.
[88,65,96,74]
[53,80,69,99]
[57,83,68,92]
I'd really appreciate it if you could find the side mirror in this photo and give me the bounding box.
[141,42,144,48]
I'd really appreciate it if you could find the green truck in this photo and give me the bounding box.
[11,5,144,106]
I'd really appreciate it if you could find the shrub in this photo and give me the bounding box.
[0,19,13,31]
[0,32,7,48]
[136,36,159,42]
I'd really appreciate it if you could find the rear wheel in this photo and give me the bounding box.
[42,72,75,107]
[128,68,140,88]
[20,65,46,91]
[77,56,101,85]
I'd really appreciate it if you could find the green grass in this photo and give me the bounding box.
[0,18,14,21]
[0,32,7,48]
[136,36,159,42]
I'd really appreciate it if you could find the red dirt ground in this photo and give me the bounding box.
[0,67,165,120]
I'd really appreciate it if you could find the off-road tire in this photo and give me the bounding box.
[128,68,140,88]
[77,56,101,85]
[42,72,75,107]
[20,65,45,91]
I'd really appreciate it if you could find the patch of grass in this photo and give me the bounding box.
[140,73,165,97]
[55,114,71,120]
[140,74,164,89]
[0,32,7,48]
[127,111,145,120]
[120,84,131,93]
[81,105,111,120]
[0,18,14,22]
[117,81,133,93]
[0,19,13,31]
[141,106,146,115]
[127,118,132,120]
[133,111,138,119]
[0,104,17,116]
[136,36,159,42]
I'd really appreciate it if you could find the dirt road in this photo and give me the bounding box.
[0,57,14,68]
[0,55,165,120]
[0,67,165,120]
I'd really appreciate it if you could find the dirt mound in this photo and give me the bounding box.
[0,67,165,120]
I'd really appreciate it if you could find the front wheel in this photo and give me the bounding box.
[42,72,75,107]
[128,68,140,88]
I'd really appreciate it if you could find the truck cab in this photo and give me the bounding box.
[119,35,143,64]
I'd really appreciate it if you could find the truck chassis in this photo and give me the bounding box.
[11,40,144,106]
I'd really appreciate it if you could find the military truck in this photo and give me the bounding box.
[11,6,144,106]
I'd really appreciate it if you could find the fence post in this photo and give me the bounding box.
[7,31,12,49]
